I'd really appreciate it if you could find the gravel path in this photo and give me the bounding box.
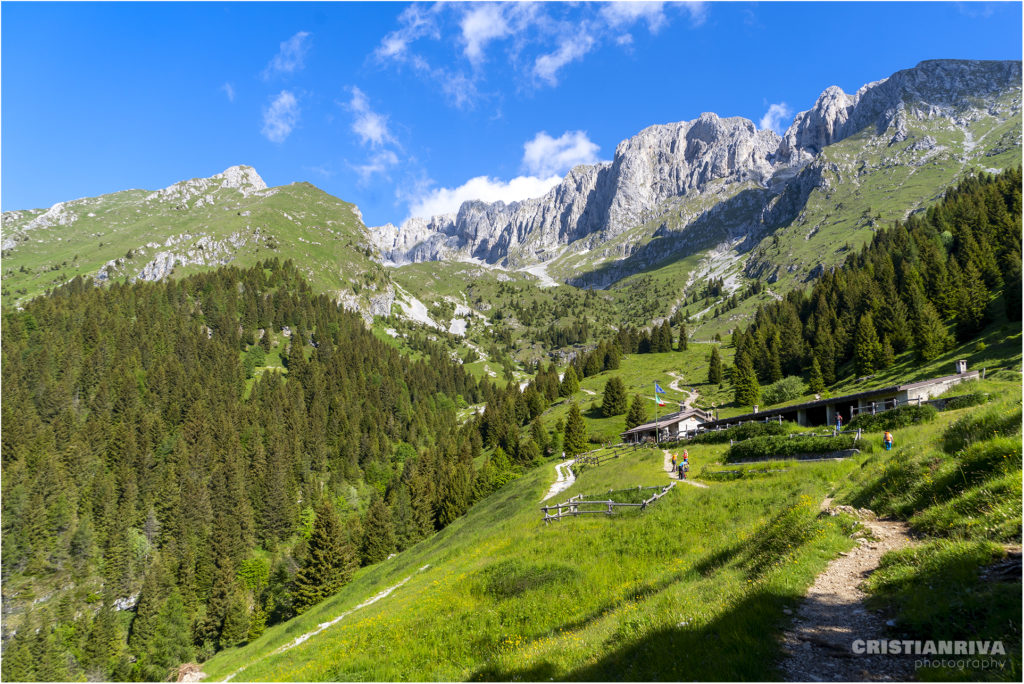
[781,502,916,681]
[661,449,709,488]
[541,460,576,502]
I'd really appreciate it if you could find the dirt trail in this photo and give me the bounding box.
[218,565,431,682]
[666,372,698,411]
[781,501,916,681]
[541,460,576,502]
[661,449,709,488]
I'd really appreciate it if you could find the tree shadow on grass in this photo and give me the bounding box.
[473,588,806,681]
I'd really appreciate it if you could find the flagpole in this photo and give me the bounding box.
[655,381,659,444]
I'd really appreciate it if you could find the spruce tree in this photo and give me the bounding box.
[707,347,723,384]
[563,402,588,457]
[913,299,951,362]
[879,335,895,369]
[808,357,825,394]
[138,590,194,682]
[676,322,688,351]
[600,377,628,417]
[360,493,396,565]
[558,366,579,397]
[854,312,882,376]
[625,395,648,431]
[530,417,549,456]
[291,499,357,614]
[732,352,761,407]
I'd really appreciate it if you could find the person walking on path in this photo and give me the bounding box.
[883,430,894,451]
[678,462,686,479]
[671,452,678,471]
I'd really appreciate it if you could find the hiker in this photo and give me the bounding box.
[671,452,678,471]
[677,462,686,480]
[883,431,894,451]
[834,412,843,435]
[682,448,689,462]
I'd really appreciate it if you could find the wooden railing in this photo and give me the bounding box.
[540,483,675,523]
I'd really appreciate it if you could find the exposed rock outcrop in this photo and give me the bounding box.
[371,59,1021,279]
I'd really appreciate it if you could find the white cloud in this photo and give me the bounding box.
[261,91,299,143]
[460,4,510,65]
[759,102,793,135]
[409,174,563,219]
[221,82,235,102]
[375,5,440,62]
[680,2,709,26]
[522,131,601,178]
[347,86,396,147]
[263,31,311,79]
[533,33,595,86]
[601,2,667,33]
[353,150,400,183]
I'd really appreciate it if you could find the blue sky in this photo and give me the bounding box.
[2,1,1021,226]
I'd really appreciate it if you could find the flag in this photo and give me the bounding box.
[654,381,666,394]
[654,395,665,406]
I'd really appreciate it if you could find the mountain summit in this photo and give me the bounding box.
[371,59,1022,281]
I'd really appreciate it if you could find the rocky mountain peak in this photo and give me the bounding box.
[778,59,1022,163]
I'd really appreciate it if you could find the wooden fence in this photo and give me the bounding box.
[540,483,675,523]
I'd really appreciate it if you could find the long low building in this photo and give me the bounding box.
[621,407,711,443]
[699,361,980,431]
[623,362,981,442]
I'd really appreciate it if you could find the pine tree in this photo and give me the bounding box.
[558,366,579,397]
[219,585,251,649]
[563,402,588,457]
[360,493,396,565]
[136,590,194,682]
[913,298,951,362]
[291,499,357,614]
[707,347,723,385]
[600,377,628,417]
[879,335,895,369]
[808,357,825,394]
[530,417,549,456]
[676,322,688,351]
[624,394,648,431]
[732,352,761,407]
[854,312,882,376]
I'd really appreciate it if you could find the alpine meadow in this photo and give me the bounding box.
[1,3,1022,683]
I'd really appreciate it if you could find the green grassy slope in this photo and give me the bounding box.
[202,442,861,681]
[201,371,1021,682]
[1,169,389,316]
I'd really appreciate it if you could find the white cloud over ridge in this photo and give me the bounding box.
[261,91,299,143]
[522,130,601,178]
[406,129,602,220]
[759,102,793,135]
[263,31,311,79]
[354,150,400,183]
[347,87,396,147]
[409,174,563,220]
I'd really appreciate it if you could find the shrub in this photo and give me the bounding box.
[674,420,793,446]
[940,392,988,411]
[725,434,856,462]
[761,376,805,406]
[846,404,937,432]
[942,404,1022,452]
